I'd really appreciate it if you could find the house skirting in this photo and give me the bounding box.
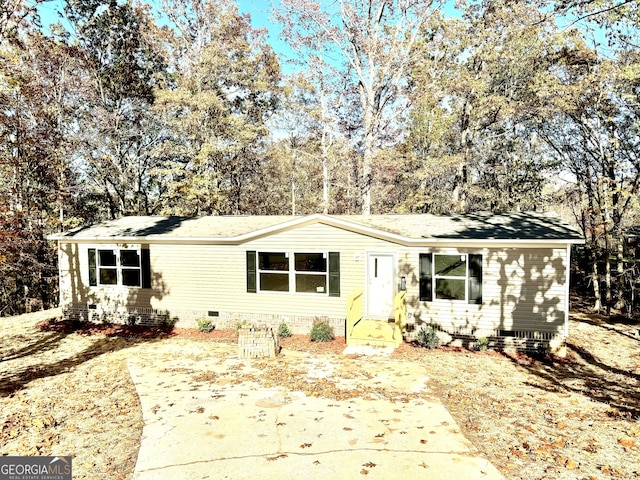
[62,303,565,355]
[406,323,566,356]
[62,304,346,336]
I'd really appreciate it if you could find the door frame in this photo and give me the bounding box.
[365,251,397,319]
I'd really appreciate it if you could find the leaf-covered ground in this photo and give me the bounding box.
[409,314,640,480]
[1,308,638,479]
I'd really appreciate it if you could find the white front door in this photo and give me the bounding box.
[366,253,395,318]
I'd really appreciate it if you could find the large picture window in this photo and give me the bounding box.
[88,247,150,288]
[247,251,339,296]
[420,253,482,304]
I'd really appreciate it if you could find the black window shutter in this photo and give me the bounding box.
[468,254,483,304]
[141,247,151,289]
[247,251,257,293]
[419,253,432,302]
[328,252,340,297]
[88,248,97,286]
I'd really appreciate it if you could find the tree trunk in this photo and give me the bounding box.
[361,105,375,215]
[582,163,602,312]
[591,248,602,312]
[615,236,626,311]
[322,156,328,215]
[320,87,331,215]
[601,169,612,315]
[603,200,612,315]
[605,248,612,316]
[291,175,296,215]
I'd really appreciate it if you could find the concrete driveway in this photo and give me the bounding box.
[128,341,503,480]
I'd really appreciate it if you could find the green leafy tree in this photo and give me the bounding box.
[154,0,281,215]
[63,0,168,218]
[0,6,77,314]
[404,0,569,213]
[537,42,640,313]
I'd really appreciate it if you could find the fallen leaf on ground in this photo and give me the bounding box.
[565,458,577,469]
[618,438,636,447]
[266,454,287,461]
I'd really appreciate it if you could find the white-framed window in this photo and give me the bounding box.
[257,251,328,294]
[434,254,467,301]
[420,253,482,304]
[248,251,339,296]
[294,252,327,294]
[89,248,143,287]
[258,252,290,292]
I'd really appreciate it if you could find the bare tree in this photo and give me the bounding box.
[278,0,443,214]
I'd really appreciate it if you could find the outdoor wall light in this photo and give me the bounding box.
[401,276,406,291]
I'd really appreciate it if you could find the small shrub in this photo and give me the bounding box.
[196,318,214,333]
[476,337,489,352]
[534,342,550,359]
[156,312,173,328]
[127,314,138,327]
[277,321,293,338]
[235,319,247,330]
[100,312,114,326]
[415,326,439,350]
[71,317,86,329]
[310,319,334,342]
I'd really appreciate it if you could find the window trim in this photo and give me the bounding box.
[257,251,328,295]
[258,251,291,293]
[294,252,328,294]
[97,249,119,285]
[248,251,340,297]
[88,247,147,288]
[419,252,482,304]
[433,254,468,302]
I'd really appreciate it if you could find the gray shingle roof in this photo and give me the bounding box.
[339,212,583,240]
[50,212,583,243]
[53,215,292,239]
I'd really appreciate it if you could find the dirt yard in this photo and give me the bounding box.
[1,308,638,479]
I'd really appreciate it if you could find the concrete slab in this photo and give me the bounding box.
[128,341,503,480]
[342,344,395,356]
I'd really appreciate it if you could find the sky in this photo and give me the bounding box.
[35,0,292,62]
[36,0,281,28]
[33,0,609,72]
[34,0,465,73]
[34,0,312,73]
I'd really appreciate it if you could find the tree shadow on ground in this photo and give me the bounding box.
[503,344,640,419]
[1,332,68,363]
[573,315,640,343]
[0,320,175,397]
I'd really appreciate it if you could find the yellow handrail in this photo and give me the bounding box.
[393,290,406,333]
[346,288,364,339]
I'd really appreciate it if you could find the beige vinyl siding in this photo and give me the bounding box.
[151,223,409,320]
[403,247,568,338]
[58,222,569,338]
[59,242,157,317]
[59,223,410,326]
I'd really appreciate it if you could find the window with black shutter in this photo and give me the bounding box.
[419,252,482,304]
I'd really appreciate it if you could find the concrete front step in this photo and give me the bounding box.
[348,319,402,348]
